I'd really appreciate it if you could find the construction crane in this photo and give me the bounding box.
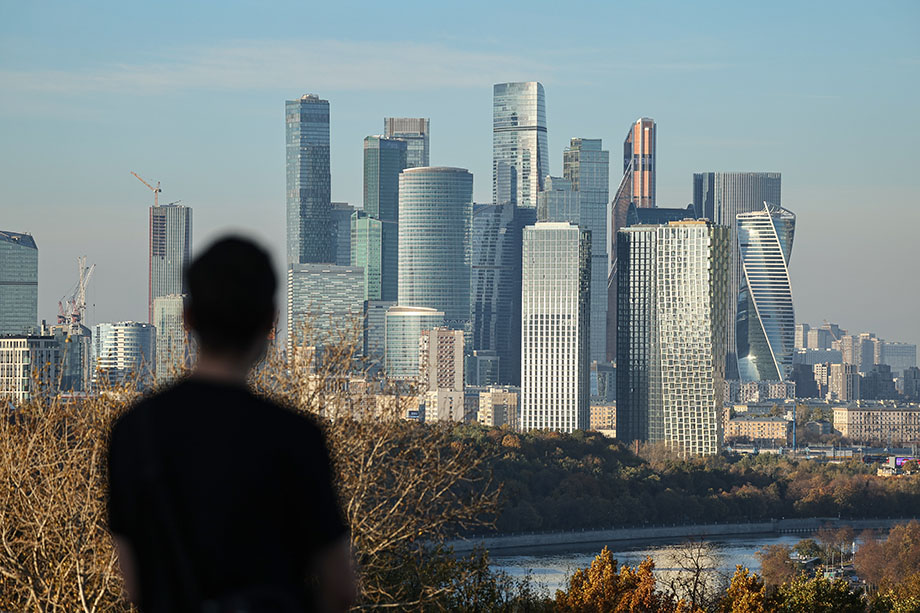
[57,256,95,331]
[131,171,161,207]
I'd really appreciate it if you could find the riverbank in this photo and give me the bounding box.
[449,517,917,555]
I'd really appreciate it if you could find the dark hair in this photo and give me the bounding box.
[185,236,276,353]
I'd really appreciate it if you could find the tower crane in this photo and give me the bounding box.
[131,171,161,207]
[57,256,95,330]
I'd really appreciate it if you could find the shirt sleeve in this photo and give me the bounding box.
[107,416,135,536]
[302,421,348,550]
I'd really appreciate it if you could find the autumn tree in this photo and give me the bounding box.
[663,539,724,610]
[774,574,864,613]
[755,545,795,588]
[714,566,771,613]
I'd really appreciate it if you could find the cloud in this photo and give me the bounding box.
[0,39,552,96]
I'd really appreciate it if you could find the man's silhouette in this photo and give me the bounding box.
[107,237,356,612]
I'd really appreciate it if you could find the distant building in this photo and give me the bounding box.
[860,364,898,401]
[520,222,591,433]
[903,367,920,402]
[477,387,520,428]
[466,350,501,387]
[0,230,38,335]
[791,364,820,398]
[423,389,465,422]
[589,403,616,432]
[725,380,796,403]
[833,404,920,445]
[591,361,616,403]
[331,202,356,266]
[725,415,791,446]
[828,363,860,402]
[419,327,464,392]
[493,82,548,208]
[383,117,429,168]
[0,334,59,403]
[92,322,155,385]
[795,323,810,350]
[363,300,394,364]
[616,220,729,456]
[153,294,193,381]
[285,94,332,265]
[287,264,364,349]
[149,203,191,323]
[794,348,843,366]
[384,306,444,381]
[879,342,917,376]
[623,118,656,209]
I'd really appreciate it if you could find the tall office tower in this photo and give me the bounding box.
[363,299,394,363]
[492,82,548,207]
[624,118,656,209]
[286,94,332,265]
[736,203,796,382]
[287,264,365,349]
[616,220,729,456]
[470,202,534,385]
[879,342,917,376]
[0,334,59,403]
[828,362,860,401]
[148,203,192,323]
[520,222,591,433]
[0,230,38,335]
[903,367,920,402]
[398,167,472,328]
[383,117,430,168]
[153,294,193,380]
[331,202,355,266]
[795,323,810,349]
[353,136,407,301]
[92,321,156,385]
[419,327,464,392]
[384,306,444,381]
[692,172,781,379]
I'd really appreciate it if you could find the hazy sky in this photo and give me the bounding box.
[2,1,919,346]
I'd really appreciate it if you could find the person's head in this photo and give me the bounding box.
[184,236,276,366]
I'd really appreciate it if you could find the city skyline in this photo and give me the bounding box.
[2,2,919,348]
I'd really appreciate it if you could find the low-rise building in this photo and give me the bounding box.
[833,404,920,445]
[477,387,519,428]
[589,403,616,432]
[0,334,60,403]
[724,415,791,446]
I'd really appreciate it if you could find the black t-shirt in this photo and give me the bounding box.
[107,378,347,612]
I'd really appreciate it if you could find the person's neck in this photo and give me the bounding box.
[192,351,251,385]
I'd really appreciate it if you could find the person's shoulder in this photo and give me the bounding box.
[253,394,323,435]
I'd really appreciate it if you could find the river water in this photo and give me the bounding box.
[491,534,806,595]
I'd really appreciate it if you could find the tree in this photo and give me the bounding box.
[664,539,723,610]
[714,567,771,613]
[774,574,864,613]
[755,545,795,588]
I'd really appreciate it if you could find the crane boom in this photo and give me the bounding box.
[131,171,162,207]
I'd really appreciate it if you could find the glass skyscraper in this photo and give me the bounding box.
[624,118,656,209]
[616,220,729,456]
[287,264,365,349]
[153,294,194,381]
[520,222,591,433]
[286,94,332,265]
[331,202,356,267]
[0,230,38,335]
[492,82,548,208]
[148,203,191,323]
[383,117,429,168]
[397,167,473,329]
[384,305,444,381]
[692,172,781,379]
[736,202,796,383]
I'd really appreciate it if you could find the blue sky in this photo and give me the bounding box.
[2,0,919,346]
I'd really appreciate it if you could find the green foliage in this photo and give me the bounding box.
[774,574,865,612]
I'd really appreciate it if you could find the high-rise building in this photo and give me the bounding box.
[492,82,548,208]
[384,306,444,381]
[736,202,796,382]
[285,94,332,265]
[692,172,781,379]
[397,167,472,329]
[879,342,917,376]
[363,299,394,363]
[331,202,356,267]
[287,264,364,349]
[828,362,860,401]
[149,203,192,323]
[153,294,193,381]
[795,323,810,349]
[470,202,534,385]
[92,322,156,385]
[623,118,656,208]
[0,334,59,403]
[0,230,38,335]
[616,220,730,456]
[520,222,591,433]
[419,327,464,392]
[383,117,430,168]
[903,366,920,402]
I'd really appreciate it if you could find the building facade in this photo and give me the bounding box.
[384,306,444,381]
[833,404,920,445]
[724,415,791,446]
[363,299,394,364]
[383,117,429,168]
[736,202,796,382]
[419,327,464,392]
[153,294,193,381]
[92,322,155,385]
[286,94,332,265]
[623,118,656,208]
[148,203,192,323]
[287,264,364,349]
[828,362,860,402]
[331,202,356,267]
[616,221,730,456]
[477,387,520,428]
[520,222,591,433]
[397,167,472,328]
[0,231,38,335]
[492,82,548,208]
[0,335,59,403]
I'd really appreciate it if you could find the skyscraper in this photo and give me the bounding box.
[692,172,781,379]
[384,306,444,381]
[397,167,473,328]
[624,118,656,209]
[616,220,729,456]
[148,203,192,323]
[92,321,156,386]
[736,202,797,382]
[492,82,548,208]
[383,117,430,168]
[331,202,356,267]
[353,136,407,301]
[285,94,332,265]
[419,327,464,392]
[153,294,193,381]
[0,230,38,335]
[287,264,365,349]
[520,222,591,433]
